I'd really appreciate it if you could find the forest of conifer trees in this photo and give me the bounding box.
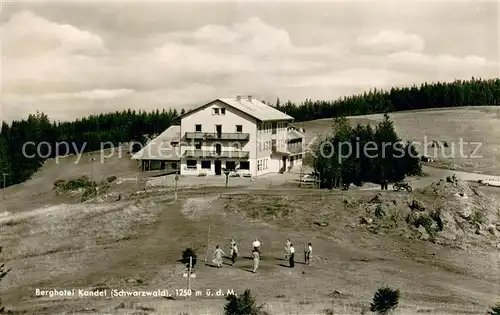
[0,77,498,188]
[274,78,500,121]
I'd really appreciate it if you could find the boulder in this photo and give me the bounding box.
[409,199,425,211]
[487,224,498,236]
[417,226,430,240]
[458,205,473,219]
[370,193,383,203]
[360,217,373,224]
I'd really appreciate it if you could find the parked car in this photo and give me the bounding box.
[301,174,318,183]
[482,177,500,187]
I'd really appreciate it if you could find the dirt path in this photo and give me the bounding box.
[360,165,500,191]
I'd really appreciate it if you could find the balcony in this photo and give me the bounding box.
[287,145,305,154]
[185,132,249,141]
[183,150,250,159]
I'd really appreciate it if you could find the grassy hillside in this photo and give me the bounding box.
[296,106,500,175]
[0,146,140,214]
[1,181,499,314]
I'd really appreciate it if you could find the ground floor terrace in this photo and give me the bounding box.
[139,159,179,172]
[179,152,305,177]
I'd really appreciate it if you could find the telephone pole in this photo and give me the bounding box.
[2,173,9,200]
[187,256,192,295]
[89,155,95,196]
[174,172,179,200]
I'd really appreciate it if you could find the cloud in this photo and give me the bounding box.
[355,29,425,54]
[285,68,418,88]
[1,10,498,122]
[2,10,106,57]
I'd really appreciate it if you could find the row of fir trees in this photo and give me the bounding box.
[0,77,498,188]
[274,77,500,121]
[0,108,185,187]
[312,114,422,189]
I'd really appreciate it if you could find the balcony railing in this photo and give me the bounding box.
[185,132,249,141]
[183,150,250,159]
[287,145,305,154]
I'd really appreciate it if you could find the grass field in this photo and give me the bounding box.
[1,107,500,315]
[295,106,500,176]
[2,185,500,315]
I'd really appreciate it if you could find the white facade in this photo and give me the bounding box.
[178,96,304,177]
[180,100,258,176]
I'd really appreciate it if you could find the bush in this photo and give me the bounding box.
[0,246,12,313]
[107,176,117,183]
[53,175,96,192]
[488,303,500,315]
[370,286,400,315]
[181,248,197,267]
[224,289,266,315]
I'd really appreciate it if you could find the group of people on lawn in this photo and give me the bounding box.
[212,238,312,273]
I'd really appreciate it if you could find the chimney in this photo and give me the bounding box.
[236,95,241,101]
[248,95,253,102]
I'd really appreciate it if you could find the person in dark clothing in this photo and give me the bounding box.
[289,244,295,268]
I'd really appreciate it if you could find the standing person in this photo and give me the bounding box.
[252,238,261,258]
[212,245,225,268]
[284,239,291,260]
[305,243,312,265]
[252,247,260,273]
[289,243,295,268]
[230,239,238,266]
[229,239,236,257]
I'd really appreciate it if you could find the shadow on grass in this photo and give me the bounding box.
[205,263,220,268]
[276,264,291,268]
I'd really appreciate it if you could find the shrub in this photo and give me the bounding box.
[224,289,266,315]
[413,214,433,230]
[488,303,500,315]
[107,176,117,183]
[370,286,400,314]
[181,248,197,267]
[0,246,12,313]
[53,176,96,192]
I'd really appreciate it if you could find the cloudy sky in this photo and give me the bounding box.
[1,1,499,122]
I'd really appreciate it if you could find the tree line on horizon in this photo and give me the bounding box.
[273,77,500,121]
[0,77,498,188]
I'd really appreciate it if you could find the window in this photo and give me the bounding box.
[236,125,243,133]
[221,108,226,115]
[226,161,236,170]
[257,159,262,171]
[201,160,211,169]
[171,162,178,169]
[186,160,197,169]
[264,158,268,170]
[195,124,202,132]
[214,143,222,155]
[212,108,220,115]
[239,161,250,170]
[195,143,202,150]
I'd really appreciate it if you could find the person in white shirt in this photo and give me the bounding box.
[289,244,295,268]
[284,239,291,260]
[252,247,260,273]
[212,245,225,268]
[229,239,238,266]
[305,243,312,265]
[252,239,261,257]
